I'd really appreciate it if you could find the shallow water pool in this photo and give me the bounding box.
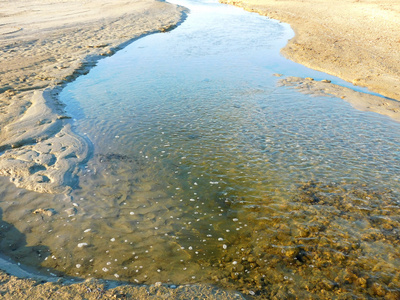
[2,0,400,298]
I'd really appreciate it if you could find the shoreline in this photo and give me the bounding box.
[220,0,400,121]
[0,0,186,194]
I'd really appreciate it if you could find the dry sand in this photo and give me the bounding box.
[220,0,400,121]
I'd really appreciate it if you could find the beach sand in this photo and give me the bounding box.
[220,0,400,121]
[0,0,185,195]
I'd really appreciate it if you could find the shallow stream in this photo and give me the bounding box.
[1,0,400,298]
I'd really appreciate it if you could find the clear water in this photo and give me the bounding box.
[2,0,400,298]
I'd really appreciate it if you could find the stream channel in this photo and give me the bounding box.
[2,0,400,298]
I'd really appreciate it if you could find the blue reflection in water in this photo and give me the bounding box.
[58,0,400,296]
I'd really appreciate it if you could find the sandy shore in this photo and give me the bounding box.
[0,0,185,194]
[220,0,400,121]
[0,267,244,300]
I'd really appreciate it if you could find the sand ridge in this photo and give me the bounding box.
[220,0,400,119]
[278,76,400,122]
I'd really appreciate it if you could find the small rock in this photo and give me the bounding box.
[65,207,77,216]
[247,256,256,263]
[32,208,56,217]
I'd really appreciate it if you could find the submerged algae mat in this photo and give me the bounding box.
[1,0,400,298]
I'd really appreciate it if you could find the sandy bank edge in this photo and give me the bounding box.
[0,0,187,194]
[278,77,400,123]
[219,0,400,122]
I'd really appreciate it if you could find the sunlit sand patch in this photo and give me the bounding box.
[278,76,400,122]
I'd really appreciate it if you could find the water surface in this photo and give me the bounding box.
[2,0,400,298]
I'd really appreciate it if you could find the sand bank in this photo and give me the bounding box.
[0,0,185,193]
[0,268,244,300]
[220,0,400,120]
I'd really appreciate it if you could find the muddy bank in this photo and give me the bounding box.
[220,0,400,108]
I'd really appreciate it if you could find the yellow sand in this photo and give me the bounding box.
[220,0,400,121]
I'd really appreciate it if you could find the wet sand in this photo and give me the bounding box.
[0,0,185,194]
[220,0,400,121]
[0,269,244,300]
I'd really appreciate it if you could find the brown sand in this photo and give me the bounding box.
[220,0,400,121]
[0,269,244,300]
